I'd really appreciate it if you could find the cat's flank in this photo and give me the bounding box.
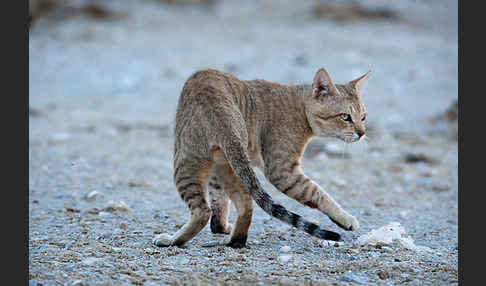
[154,67,370,248]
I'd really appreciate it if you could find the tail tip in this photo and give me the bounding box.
[325,231,342,242]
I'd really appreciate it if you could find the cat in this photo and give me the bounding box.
[153,66,370,248]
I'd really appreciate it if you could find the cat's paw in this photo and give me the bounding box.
[330,213,359,231]
[210,219,233,235]
[226,235,248,249]
[153,234,173,247]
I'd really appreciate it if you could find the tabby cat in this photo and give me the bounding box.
[153,67,370,248]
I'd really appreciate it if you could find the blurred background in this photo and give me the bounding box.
[29,0,457,137]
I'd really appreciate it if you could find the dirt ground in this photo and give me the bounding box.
[29,0,458,285]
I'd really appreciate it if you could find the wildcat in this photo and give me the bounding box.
[153,67,370,248]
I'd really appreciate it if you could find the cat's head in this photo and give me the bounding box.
[304,67,370,143]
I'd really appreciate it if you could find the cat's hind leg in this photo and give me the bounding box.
[216,163,253,248]
[153,157,212,247]
[208,172,232,235]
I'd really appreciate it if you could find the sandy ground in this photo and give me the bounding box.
[29,0,458,285]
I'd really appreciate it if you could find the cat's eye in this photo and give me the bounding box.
[361,113,367,121]
[340,113,352,122]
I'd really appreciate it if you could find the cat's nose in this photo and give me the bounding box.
[356,130,365,138]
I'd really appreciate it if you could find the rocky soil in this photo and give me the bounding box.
[29,0,458,285]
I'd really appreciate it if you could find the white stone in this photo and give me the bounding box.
[278,254,292,263]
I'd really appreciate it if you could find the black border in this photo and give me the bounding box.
[3,0,29,283]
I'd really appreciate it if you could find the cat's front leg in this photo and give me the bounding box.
[265,161,359,231]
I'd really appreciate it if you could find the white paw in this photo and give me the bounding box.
[346,215,359,231]
[153,234,173,247]
[330,213,359,231]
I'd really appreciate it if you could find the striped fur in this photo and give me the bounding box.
[153,67,369,248]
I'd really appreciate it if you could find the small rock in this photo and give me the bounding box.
[377,269,390,280]
[128,180,150,188]
[144,248,160,255]
[431,184,450,192]
[97,233,112,240]
[341,272,370,284]
[356,222,404,246]
[64,203,80,213]
[278,254,292,263]
[103,200,131,212]
[404,153,438,165]
[82,257,100,266]
[83,190,100,201]
[279,246,291,253]
[72,280,87,286]
[309,219,320,226]
[348,248,360,254]
[98,211,111,217]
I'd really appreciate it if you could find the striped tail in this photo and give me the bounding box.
[222,139,342,242]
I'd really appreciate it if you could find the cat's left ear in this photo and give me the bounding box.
[312,67,338,98]
[348,71,371,94]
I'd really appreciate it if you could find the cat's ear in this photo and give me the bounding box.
[312,67,338,98]
[348,70,371,93]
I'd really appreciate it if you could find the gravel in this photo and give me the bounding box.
[29,0,457,285]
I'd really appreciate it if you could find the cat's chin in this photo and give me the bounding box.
[337,136,361,144]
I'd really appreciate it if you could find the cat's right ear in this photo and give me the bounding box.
[312,67,338,98]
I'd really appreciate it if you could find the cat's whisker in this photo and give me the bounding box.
[342,140,345,159]
[359,136,369,155]
[342,140,350,159]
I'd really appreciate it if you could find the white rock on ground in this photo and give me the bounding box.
[356,221,432,253]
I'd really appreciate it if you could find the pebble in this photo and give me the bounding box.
[72,280,87,286]
[103,201,131,212]
[278,254,292,263]
[82,257,100,266]
[279,246,291,253]
[83,190,100,201]
[341,272,371,284]
[377,269,390,280]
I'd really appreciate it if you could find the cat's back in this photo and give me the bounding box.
[174,69,250,139]
[179,69,245,105]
